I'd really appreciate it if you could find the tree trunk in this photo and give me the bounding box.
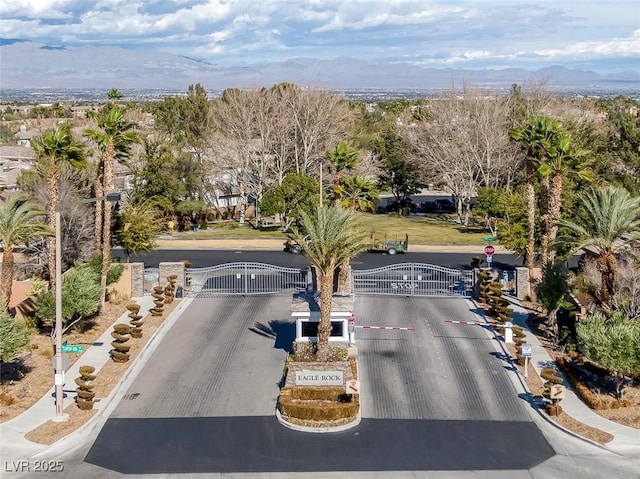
[539,174,551,267]
[547,174,564,264]
[337,259,350,295]
[0,250,14,311]
[525,160,536,271]
[94,164,104,252]
[100,140,115,311]
[597,252,617,316]
[316,271,334,362]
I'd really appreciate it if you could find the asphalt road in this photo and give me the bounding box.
[79,295,554,475]
[114,248,523,271]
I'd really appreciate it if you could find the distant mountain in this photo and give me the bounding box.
[1,39,639,92]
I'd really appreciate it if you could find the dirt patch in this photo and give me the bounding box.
[512,353,616,444]
[0,301,128,424]
[506,304,640,445]
[1,299,179,446]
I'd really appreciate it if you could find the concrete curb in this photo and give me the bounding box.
[31,296,195,459]
[275,408,361,433]
[467,297,616,453]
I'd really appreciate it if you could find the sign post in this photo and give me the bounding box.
[484,244,495,265]
[521,343,532,378]
[348,314,355,345]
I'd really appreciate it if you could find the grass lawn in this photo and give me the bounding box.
[180,213,489,246]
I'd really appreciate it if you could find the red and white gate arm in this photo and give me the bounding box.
[354,325,415,331]
[444,320,499,328]
[444,319,515,344]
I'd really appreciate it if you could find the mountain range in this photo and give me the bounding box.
[1,39,639,92]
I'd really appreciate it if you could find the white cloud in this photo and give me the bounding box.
[0,0,638,73]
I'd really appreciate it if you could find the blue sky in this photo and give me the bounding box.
[1,0,639,73]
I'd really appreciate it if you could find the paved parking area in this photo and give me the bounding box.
[85,296,553,475]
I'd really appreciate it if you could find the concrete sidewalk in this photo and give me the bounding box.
[508,298,640,456]
[0,295,191,462]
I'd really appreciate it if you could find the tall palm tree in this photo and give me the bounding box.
[0,195,52,311]
[510,116,561,270]
[289,206,370,361]
[32,123,86,286]
[538,129,591,265]
[327,141,358,204]
[334,175,380,293]
[555,186,640,315]
[85,105,138,309]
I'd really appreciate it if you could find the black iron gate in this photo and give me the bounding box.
[184,262,308,297]
[352,263,474,297]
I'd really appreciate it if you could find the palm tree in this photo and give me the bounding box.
[336,175,380,213]
[510,116,561,270]
[85,105,138,309]
[538,129,591,265]
[327,141,358,204]
[289,206,370,361]
[0,195,52,311]
[334,175,380,293]
[32,123,86,286]
[107,88,124,102]
[555,186,640,315]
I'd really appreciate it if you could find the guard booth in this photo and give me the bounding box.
[291,293,353,343]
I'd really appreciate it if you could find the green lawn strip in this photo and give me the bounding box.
[179,214,489,246]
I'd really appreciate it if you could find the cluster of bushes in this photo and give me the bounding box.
[556,357,634,410]
[291,341,348,362]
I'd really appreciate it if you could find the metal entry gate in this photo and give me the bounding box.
[185,262,308,297]
[352,263,474,297]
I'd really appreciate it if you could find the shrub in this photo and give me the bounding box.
[164,275,177,304]
[34,267,101,327]
[0,311,30,363]
[278,387,359,422]
[291,342,348,362]
[127,303,144,338]
[110,324,131,362]
[84,254,125,285]
[150,286,165,316]
[0,391,17,406]
[75,365,96,410]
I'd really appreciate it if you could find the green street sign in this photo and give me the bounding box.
[483,236,496,242]
[61,341,84,353]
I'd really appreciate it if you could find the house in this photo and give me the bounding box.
[0,145,35,191]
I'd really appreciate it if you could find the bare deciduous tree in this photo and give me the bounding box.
[410,85,520,225]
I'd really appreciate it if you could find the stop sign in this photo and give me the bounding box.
[484,244,495,256]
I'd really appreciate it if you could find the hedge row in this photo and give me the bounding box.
[556,357,634,410]
[279,387,359,422]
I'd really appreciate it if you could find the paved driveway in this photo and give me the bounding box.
[356,296,529,421]
[111,296,293,418]
[85,295,553,475]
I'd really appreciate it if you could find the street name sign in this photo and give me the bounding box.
[61,341,84,353]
